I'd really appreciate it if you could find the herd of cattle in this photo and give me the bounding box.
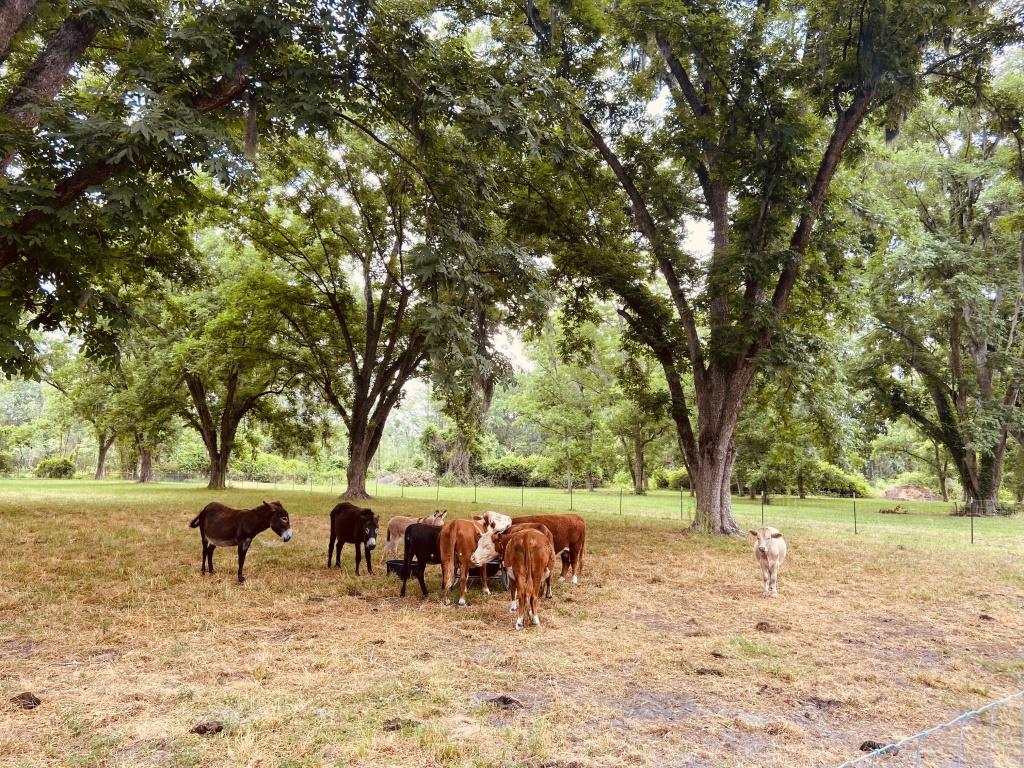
[189,499,788,629]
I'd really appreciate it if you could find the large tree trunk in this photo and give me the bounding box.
[94,431,114,480]
[344,442,372,499]
[137,443,153,483]
[691,439,740,535]
[680,370,747,535]
[446,446,471,484]
[208,451,230,490]
[956,446,1004,516]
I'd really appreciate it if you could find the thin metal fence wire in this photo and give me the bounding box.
[835,691,1024,768]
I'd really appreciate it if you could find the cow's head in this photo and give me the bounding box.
[480,510,513,534]
[749,527,783,555]
[470,530,500,567]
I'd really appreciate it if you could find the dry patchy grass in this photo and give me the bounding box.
[1,480,1023,767]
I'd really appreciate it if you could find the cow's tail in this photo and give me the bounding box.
[441,528,457,592]
[189,511,204,528]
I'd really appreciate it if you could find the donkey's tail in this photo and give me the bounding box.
[189,512,203,528]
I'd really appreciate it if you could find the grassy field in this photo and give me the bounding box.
[1,479,1023,767]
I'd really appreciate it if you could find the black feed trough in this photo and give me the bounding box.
[386,559,509,591]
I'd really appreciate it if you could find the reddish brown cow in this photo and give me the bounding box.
[507,514,586,584]
[439,517,490,606]
[502,528,555,630]
[470,522,559,601]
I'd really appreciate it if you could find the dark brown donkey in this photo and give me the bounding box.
[190,500,292,583]
[327,502,379,574]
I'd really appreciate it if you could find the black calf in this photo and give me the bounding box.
[400,522,442,597]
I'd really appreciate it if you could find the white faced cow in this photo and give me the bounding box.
[750,527,787,597]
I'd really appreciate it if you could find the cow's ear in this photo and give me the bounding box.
[748,530,758,537]
[770,532,783,539]
[473,515,483,522]
[263,499,271,507]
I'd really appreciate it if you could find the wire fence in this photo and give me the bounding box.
[13,471,1023,547]
[836,691,1024,767]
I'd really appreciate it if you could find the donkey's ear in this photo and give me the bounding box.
[263,499,271,507]
[748,530,758,537]
[770,532,784,539]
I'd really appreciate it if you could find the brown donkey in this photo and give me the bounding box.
[190,500,292,583]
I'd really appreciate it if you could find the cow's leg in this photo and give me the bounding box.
[200,538,209,574]
[237,540,251,584]
[761,564,771,596]
[558,550,570,581]
[207,544,215,574]
[416,560,429,597]
[335,541,344,569]
[531,588,540,626]
[572,544,584,584]
[770,564,780,597]
[458,556,469,606]
[514,581,526,630]
[480,562,490,596]
[507,568,518,613]
[327,529,335,568]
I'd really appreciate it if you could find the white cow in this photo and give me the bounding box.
[749,527,787,597]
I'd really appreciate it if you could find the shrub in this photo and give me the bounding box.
[651,468,670,489]
[813,461,870,497]
[232,453,309,483]
[35,456,75,479]
[611,469,632,488]
[667,468,690,491]
[0,451,15,476]
[166,443,209,475]
[480,455,534,485]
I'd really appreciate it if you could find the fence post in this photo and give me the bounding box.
[679,486,683,520]
[760,495,764,527]
[971,510,974,544]
[521,481,524,507]
[401,483,404,499]
[473,479,477,504]
[436,477,440,501]
[853,491,858,535]
[569,481,573,511]
[619,487,623,515]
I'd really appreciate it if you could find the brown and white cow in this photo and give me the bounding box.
[471,522,560,607]
[485,514,585,584]
[379,509,447,561]
[502,528,555,630]
[439,517,491,606]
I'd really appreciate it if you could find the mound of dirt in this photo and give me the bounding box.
[882,485,940,501]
